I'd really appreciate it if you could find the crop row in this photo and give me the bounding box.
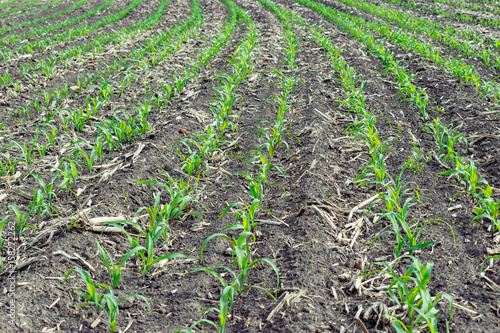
[1,0,149,62]
[0,0,93,40]
[296,0,499,259]
[263,0,498,330]
[378,0,500,29]
[2,0,265,331]
[332,0,500,70]
[416,0,500,15]
[303,0,500,112]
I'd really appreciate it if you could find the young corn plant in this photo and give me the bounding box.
[138,171,205,218]
[0,149,20,176]
[364,256,453,333]
[439,158,487,201]
[191,231,279,333]
[94,136,105,162]
[31,173,58,216]
[6,204,38,238]
[105,176,200,276]
[56,159,79,193]
[63,268,151,332]
[96,123,122,153]
[405,145,429,173]
[369,167,455,258]
[174,134,225,179]
[472,185,500,232]
[220,198,265,233]
[78,147,97,172]
[244,150,286,189]
[254,117,298,159]
[10,139,36,167]
[96,240,145,288]
[105,218,188,276]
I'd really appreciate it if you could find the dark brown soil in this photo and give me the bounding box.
[0,0,499,332]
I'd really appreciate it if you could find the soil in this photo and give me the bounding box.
[0,0,499,332]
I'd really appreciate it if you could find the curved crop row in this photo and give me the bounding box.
[0,0,93,37]
[0,0,42,19]
[377,0,500,30]
[327,0,500,63]
[263,1,456,331]
[292,0,500,110]
[0,0,119,47]
[0,0,66,23]
[4,0,152,60]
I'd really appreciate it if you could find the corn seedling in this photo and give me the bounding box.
[94,136,105,162]
[56,159,79,193]
[137,171,205,219]
[174,134,225,179]
[6,204,38,238]
[439,158,487,200]
[96,240,145,288]
[479,255,500,279]
[472,185,500,232]
[31,173,58,216]
[220,198,267,232]
[105,219,188,276]
[105,183,197,276]
[369,166,455,257]
[405,145,429,173]
[364,256,453,333]
[244,150,286,189]
[10,139,36,166]
[0,149,20,176]
[63,267,151,332]
[78,147,97,173]
[0,216,7,271]
[192,231,279,332]
[254,118,298,159]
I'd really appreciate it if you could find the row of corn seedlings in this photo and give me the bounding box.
[332,0,500,69]
[293,0,500,114]
[4,0,150,59]
[308,0,500,239]
[29,0,243,326]
[303,0,500,283]
[176,5,289,332]
[3,0,194,87]
[0,0,93,39]
[49,1,241,331]
[387,0,500,16]
[0,0,43,19]
[1,0,205,244]
[261,1,456,331]
[378,0,500,29]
